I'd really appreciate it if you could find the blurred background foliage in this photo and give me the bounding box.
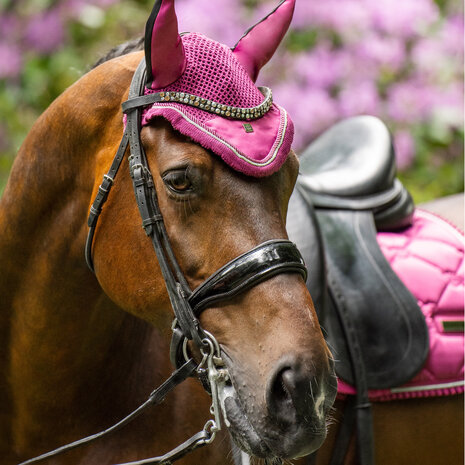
[0,0,463,202]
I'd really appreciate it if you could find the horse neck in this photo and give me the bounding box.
[0,52,169,453]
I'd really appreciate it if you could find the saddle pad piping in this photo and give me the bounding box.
[390,380,464,394]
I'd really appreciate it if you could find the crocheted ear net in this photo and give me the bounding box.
[141,32,294,177]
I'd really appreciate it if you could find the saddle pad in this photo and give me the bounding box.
[338,209,464,401]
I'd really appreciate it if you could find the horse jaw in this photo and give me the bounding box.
[201,274,337,461]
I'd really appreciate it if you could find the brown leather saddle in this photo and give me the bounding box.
[287,115,429,465]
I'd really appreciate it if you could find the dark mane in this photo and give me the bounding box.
[93,37,144,69]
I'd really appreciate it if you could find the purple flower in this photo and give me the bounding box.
[62,0,88,17]
[25,9,65,54]
[430,83,464,128]
[338,80,380,118]
[292,0,370,33]
[0,42,22,79]
[354,34,406,72]
[387,80,435,123]
[178,0,246,46]
[272,81,338,150]
[438,15,464,58]
[294,45,348,90]
[0,14,20,42]
[369,0,439,38]
[394,130,416,170]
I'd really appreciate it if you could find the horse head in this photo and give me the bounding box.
[88,0,337,460]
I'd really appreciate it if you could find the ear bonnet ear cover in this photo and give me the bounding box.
[142,0,295,177]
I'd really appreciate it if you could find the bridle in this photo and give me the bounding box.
[19,59,307,465]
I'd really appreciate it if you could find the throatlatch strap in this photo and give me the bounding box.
[85,131,129,271]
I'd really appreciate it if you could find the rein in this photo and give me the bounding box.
[19,59,307,465]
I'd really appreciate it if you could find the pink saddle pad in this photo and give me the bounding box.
[338,209,464,401]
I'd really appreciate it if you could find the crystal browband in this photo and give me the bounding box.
[152,86,273,120]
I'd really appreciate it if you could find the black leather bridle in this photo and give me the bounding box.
[19,59,307,465]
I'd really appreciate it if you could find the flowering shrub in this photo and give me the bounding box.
[179,0,464,200]
[0,0,463,201]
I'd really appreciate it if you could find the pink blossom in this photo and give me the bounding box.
[394,130,416,170]
[25,9,65,54]
[369,0,439,38]
[438,16,464,57]
[291,0,370,33]
[0,42,22,79]
[430,83,464,128]
[412,37,447,75]
[354,34,406,72]
[272,82,338,150]
[387,81,436,123]
[294,45,348,90]
[338,80,380,118]
[0,14,20,42]
[178,0,245,46]
[62,0,93,17]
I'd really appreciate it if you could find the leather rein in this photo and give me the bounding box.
[19,59,307,465]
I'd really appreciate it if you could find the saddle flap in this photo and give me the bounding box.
[316,209,429,389]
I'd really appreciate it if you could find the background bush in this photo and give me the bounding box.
[0,0,463,202]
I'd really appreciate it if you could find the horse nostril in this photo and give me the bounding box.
[272,367,293,402]
[267,365,300,427]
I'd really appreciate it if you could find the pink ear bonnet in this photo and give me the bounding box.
[141,0,295,177]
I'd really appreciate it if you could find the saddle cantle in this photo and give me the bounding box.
[287,115,429,391]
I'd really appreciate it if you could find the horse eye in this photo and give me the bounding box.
[163,170,193,194]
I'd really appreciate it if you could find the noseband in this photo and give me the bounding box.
[20,60,307,465]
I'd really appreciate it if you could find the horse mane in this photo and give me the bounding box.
[93,37,144,69]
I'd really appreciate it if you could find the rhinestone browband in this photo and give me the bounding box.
[153,86,273,120]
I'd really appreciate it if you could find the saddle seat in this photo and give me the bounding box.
[299,115,394,196]
[287,115,429,391]
[297,115,413,230]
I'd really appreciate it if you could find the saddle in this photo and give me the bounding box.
[288,115,429,388]
[286,115,430,465]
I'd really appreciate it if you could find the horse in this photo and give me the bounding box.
[1,1,463,464]
[0,1,338,464]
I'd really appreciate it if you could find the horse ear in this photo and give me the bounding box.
[145,0,186,89]
[232,0,295,82]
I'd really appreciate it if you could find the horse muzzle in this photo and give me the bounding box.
[220,353,337,460]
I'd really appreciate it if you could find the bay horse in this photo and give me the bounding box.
[0,1,337,464]
[1,1,463,465]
